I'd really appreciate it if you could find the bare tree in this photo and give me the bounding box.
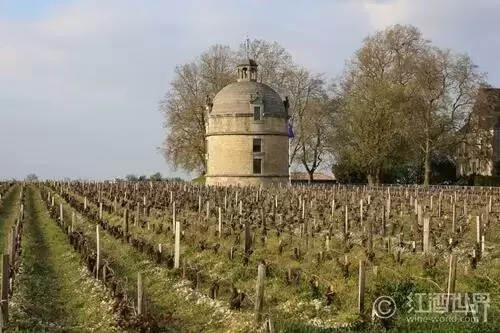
[160,45,235,174]
[237,40,324,168]
[285,69,325,169]
[237,40,293,90]
[410,48,484,185]
[297,95,331,182]
[331,25,424,184]
[25,173,38,181]
[330,25,484,185]
[162,39,323,175]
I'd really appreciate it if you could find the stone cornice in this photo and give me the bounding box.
[209,113,287,119]
[206,132,288,137]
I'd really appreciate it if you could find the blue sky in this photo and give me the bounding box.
[1,0,499,180]
[0,0,77,20]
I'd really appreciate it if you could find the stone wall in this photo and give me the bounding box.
[206,115,289,186]
[207,113,286,133]
[205,175,289,186]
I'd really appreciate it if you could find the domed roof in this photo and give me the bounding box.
[211,80,286,117]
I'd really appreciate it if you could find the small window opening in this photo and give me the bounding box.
[253,158,262,174]
[253,138,262,153]
[253,106,261,121]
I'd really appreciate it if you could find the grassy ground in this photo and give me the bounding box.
[7,186,119,331]
[191,176,206,185]
[64,184,500,333]
[52,188,255,332]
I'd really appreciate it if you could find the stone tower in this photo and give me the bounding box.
[204,59,289,186]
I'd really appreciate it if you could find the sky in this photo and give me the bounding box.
[1,0,499,180]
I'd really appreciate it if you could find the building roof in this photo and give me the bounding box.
[290,172,336,181]
[211,80,286,117]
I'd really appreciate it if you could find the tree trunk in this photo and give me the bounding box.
[423,139,431,186]
[367,174,374,186]
[307,171,314,184]
[368,168,381,185]
[375,168,380,185]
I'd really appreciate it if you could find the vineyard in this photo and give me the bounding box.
[0,181,498,332]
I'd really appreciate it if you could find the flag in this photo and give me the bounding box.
[287,121,294,138]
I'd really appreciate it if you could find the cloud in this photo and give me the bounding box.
[0,0,499,179]
[362,0,408,29]
[362,0,500,83]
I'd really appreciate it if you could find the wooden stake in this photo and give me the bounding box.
[358,260,365,315]
[344,205,348,235]
[137,272,143,315]
[481,235,485,254]
[255,263,266,323]
[123,209,129,237]
[452,204,456,233]
[8,230,14,266]
[244,220,251,254]
[423,217,430,253]
[172,202,176,235]
[360,199,363,225]
[174,221,181,269]
[96,225,100,279]
[218,207,222,237]
[1,254,9,325]
[438,195,442,217]
[267,317,276,333]
[446,254,457,312]
[476,216,481,257]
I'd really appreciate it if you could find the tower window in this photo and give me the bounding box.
[253,138,262,152]
[253,158,262,174]
[253,106,261,121]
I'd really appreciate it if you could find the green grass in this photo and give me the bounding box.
[53,184,500,332]
[8,186,119,331]
[192,176,206,184]
[53,187,255,332]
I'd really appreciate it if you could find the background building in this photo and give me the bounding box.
[290,172,336,184]
[204,59,289,186]
[457,87,500,176]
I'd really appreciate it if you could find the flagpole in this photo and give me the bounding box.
[289,138,291,185]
